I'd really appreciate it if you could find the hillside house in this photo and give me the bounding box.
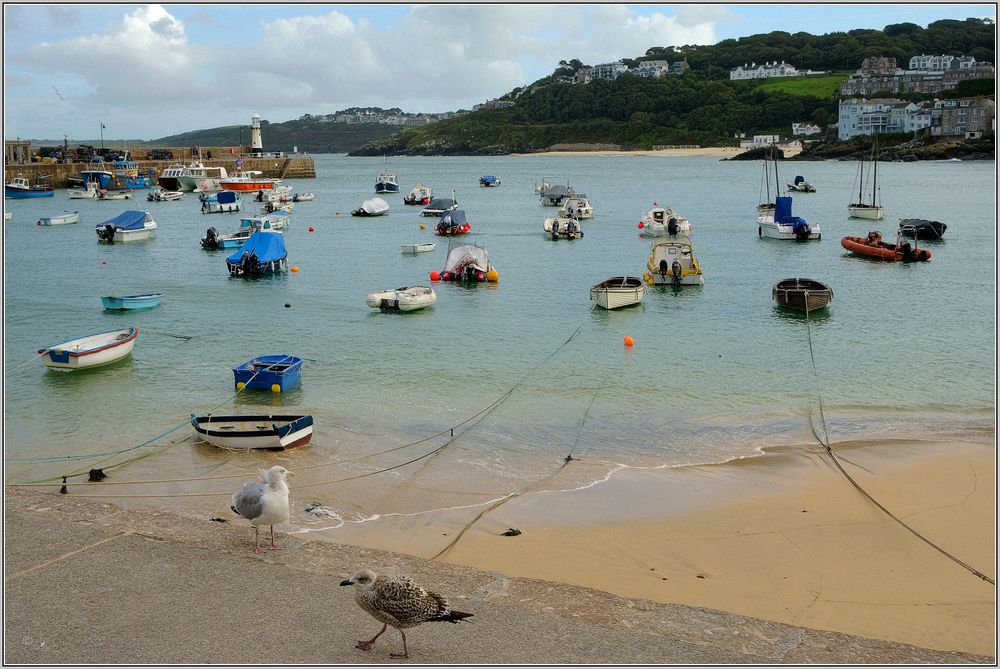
[931,97,996,137]
[591,61,629,81]
[838,98,933,139]
[792,122,822,136]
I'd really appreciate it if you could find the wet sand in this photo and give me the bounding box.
[336,439,996,656]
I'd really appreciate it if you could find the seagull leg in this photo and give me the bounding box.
[356,623,386,651]
[268,524,282,550]
[253,526,267,554]
[390,630,409,659]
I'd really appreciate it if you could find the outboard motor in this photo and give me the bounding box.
[667,218,679,236]
[793,221,811,240]
[98,224,116,244]
[900,241,915,262]
[671,259,683,285]
[658,259,670,277]
[202,227,219,249]
[567,219,577,236]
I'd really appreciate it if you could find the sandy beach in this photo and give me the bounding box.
[330,438,996,657]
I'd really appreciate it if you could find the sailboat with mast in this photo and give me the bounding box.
[848,131,884,220]
[756,145,819,240]
[756,145,779,216]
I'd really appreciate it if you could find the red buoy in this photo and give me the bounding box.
[430,271,440,281]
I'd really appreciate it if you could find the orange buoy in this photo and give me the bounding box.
[430,271,440,281]
[290,266,299,272]
[624,336,634,347]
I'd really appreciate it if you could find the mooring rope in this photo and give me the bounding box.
[802,307,994,585]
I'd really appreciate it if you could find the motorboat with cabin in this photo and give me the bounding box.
[177,162,230,192]
[537,177,575,206]
[640,204,691,237]
[559,195,593,219]
[156,163,187,191]
[95,210,157,243]
[643,238,704,285]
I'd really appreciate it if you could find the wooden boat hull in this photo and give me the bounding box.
[232,355,303,392]
[191,414,314,450]
[101,293,162,310]
[772,278,833,312]
[841,235,931,262]
[590,277,645,309]
[366,286,437,312]
[848,204,884,220]
[37,327,138,371]
[37,211,80,226]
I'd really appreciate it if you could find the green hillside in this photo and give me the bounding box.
[755,72,852,97]
[145,120,402,153]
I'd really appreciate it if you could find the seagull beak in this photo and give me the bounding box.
[339,579,352,586]
[287,470,295,477]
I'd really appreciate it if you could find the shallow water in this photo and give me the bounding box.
[3,154,995,533]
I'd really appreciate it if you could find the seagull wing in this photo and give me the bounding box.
[231,481,266,520]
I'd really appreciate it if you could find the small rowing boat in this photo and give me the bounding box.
[190,414,314,450]
[590,276,645,310]
[101,293,162,310]
[366,285,437,312]
[772,278,833,313]
[37,327,138,371]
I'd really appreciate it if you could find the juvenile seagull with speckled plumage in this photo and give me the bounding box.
[340,569,473,659]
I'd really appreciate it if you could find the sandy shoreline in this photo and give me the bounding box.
[324,438,995,656]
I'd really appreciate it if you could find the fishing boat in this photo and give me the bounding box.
[190,414,314,450]
[401,242,435,253]
[898,218,947,240]
[479,175,500,187]
[403,184,433,205]
[37,326,138,371]
[352,197,390,217]
[841,231,931,262]
[435,209,470,235]
[37,211,80,226]
[232,354,303,392]
[292,192,315,202]
[786,175,816,193]
[74,157,115,190]
[225,231,288,276]
[200,190,241,213]
[590,276,645,310]
[97,189,133,200]
[156,163,187,191]
[640,204,692,237]
[438,243,498,283]
[643,238,704,286]
[67,181,101,199]
[101,293,163,310]
[374,156,399,193]
[5,175,55,199]
[219,170,276,192]
[177,162,229,192]
[95,210,157,243]
[110,160,155,189]
[366,285,437,312]
[848,131,884,220]
[772,278,833,313]
[543,213,584,240]
[420,197,459,217]
[758,196,820,240]
[559,195,594,219]
[147,187,184,201]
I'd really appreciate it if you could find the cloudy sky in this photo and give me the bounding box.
[3,3,994,141]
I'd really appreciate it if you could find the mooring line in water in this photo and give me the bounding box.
[802,308,995,586]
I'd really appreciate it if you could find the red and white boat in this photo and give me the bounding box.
[219,170,276,192]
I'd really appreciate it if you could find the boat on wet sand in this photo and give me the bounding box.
[190,414,314,450]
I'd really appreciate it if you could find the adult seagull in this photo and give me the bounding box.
[230,465,294,554]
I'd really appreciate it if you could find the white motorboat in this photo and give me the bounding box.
[758,196,820,240]
[787,175,816,193]
[640,205,692,237]
[366,285,437,312]
[98,189,133,200]
[147,187,184,202]
[404,184,433,205]
[95,210,157,243]
[157,163,187,191]
[401,242,435,253]
[178,162,230,192]
[559,195,594,219]
[239,212,289,232]
[37,210,80,226]
[590,276,645,310]
[200,191,241,213]
[37,326,138,371]
[543,213,584,239]
[292,192,315,202]
[643,238,704,286]
[352,197,390,217]
[67,181,101,199]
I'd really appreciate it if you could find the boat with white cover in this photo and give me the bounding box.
[590,276,645,309]
[401,242,435,253]
[37,326,138,371]
[366,285,437,312]
[352,197,390,217]
[404,184,433,205]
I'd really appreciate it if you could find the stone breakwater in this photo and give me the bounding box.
[4,156,316,188]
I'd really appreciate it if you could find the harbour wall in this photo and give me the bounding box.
[4,156,316,188]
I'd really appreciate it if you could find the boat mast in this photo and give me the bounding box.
[871,130,878,206]
[857,139,865,204]
[772,145,780,198]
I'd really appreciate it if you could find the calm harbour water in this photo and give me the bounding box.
[3,153,995,533]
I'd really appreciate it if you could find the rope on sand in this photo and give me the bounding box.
[802,308,994,585]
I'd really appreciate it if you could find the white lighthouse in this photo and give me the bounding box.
[250,112,263,154]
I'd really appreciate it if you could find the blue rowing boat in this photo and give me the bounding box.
[233,355,303,392]
[101,293,162,310]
